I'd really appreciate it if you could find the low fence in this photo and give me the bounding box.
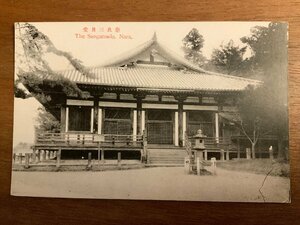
[12,151,143,170]
[10,132,149,170]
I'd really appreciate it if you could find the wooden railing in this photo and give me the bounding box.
[35,132,144,148]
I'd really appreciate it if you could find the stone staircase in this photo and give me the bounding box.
[146,148,187,166]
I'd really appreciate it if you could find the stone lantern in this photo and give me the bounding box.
[193,129,206,161]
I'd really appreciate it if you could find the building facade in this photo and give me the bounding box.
[27,33,261,161]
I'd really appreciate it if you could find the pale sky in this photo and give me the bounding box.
[13,22,269,147]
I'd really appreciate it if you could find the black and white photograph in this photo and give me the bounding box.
[11,22,290,202]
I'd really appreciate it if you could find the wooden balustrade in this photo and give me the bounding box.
[34,132,145,151]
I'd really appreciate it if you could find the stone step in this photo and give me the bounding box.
[148,151,187,155]
[148,154,186,156]
[149,160,184,164]
[148,149,186,152]
[149,157,186,159]
[145,164,184,167]
[147,149,187,165]
[149,157,185,160]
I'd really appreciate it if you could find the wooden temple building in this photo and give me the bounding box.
[28,33,263,164]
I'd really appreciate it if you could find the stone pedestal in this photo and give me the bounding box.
[184,156,190,174]
[246,148,251,159]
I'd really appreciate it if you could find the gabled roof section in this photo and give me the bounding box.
[50,33,262,93]
[99,32,208,73]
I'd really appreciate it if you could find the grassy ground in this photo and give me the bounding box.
[217,159,290,177]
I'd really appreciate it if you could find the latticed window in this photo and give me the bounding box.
[147,110,173,144]
[187,111,214,137]
[68,106,91,131]
[103,108,132,135]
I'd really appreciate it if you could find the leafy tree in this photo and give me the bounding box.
[35,107,60,132]
[240,22,288,159]
[15,22,92,102]
[231,86,276,159]
[182,28,206,66]
[210,40,247,75]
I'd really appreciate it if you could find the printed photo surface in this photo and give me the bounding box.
[12,22,290,202]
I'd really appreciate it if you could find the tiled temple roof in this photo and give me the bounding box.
[59,65,261,92]
[56,33,261,92]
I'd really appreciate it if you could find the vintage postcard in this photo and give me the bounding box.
[11,22,290,202]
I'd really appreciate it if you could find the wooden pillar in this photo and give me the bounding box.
[42,150,46,161]
[65,107,69,132]
[216,96,224,143]
[174,111,179,146]
[136,96,143,135]
[141,110,145,134]
[133,110,137,141]
[215,112,219,143]
[56,148,61,168]
[117,152,122,169]
[101,149,105,163]
[90,108,94,133]
[61,106,66,133]
[182,111,186,146]
[175,97,186,147]
[143,129,148,164]
[98,143,101,164]
[93,97,99,134]
[133,94,146,138]
[98,108,102,134]
[237,138,240,159]
[178,101,184,147]
[87,152,92,169]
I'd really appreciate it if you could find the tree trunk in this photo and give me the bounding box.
[251,142,256,159]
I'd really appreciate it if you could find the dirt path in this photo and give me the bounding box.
[11,167,290,202]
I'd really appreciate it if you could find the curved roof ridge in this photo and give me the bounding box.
[154,41,207,73]
[97,35,156,67]
[95,32,207,71]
